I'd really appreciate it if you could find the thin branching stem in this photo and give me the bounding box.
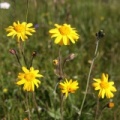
[53,46,63,120]
[77,40,100,120]
[21,50,28,67]
[14,52,22,67]
[29,56,34,68]
[18,41,28,67]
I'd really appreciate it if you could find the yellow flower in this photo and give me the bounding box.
[16,67,43,92]
[6,21,35,42]
[49,23,79,45]
[3,88,8,93]
[53,59,59,66]
[92,73,117,99]
[59,79,79,97]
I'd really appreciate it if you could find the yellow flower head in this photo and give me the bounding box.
[49,23,79,45]
[3,88,8,93]
[6,21,35,42]
[59,79,79,98]
[92,73,117,99]
[53,59,59,66]
[16,67,43,92]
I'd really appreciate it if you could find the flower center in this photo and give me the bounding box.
[24,73,34,81]
[100,81,109,89]
[59,26,70,35]
[67,86,73,93]
[14,24,25,33]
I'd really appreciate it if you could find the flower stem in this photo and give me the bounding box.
[94,98,100,120]
[32,92,41,120]
[18,41,28,67]
[26,92,31,120]
[60,94,64,120]
[58,46,63,79]
[77,40,99,120]
[53,82,59,120]
[14,51,22,67]
[29,51,37,68]
[26,0,29,22]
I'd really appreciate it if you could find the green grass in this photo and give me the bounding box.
[0,0,120,119]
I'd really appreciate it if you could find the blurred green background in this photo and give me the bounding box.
[0,0,120,119]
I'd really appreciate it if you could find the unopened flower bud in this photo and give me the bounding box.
[32,51,37,57]
[96,30,105,39]
[58,77,63,81]
[9,49,16,55]
[107,102,114,108]
[65,53,76,62]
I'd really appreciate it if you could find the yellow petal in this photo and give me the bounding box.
[22,67,29,73]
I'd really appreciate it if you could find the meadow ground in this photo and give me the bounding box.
[0,0,120,120]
